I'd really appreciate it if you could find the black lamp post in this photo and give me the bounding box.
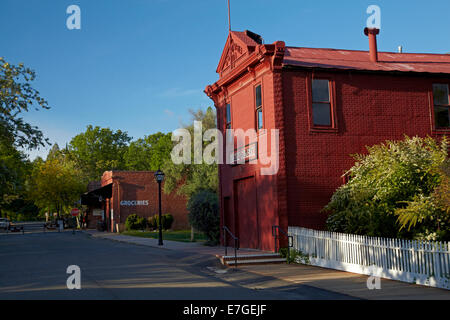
[154,169,165,246]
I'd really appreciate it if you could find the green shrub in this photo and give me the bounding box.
[279,248,310,265]
[137,216,146,230]
[154,214,161,230]
[150,214,174,230]
[125,214,146,231]
[187,190,219,244]
[163,214,174,230]
[147,215,157,230]
[324,136,449,240]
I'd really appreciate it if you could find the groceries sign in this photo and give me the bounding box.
[120,200,149,207]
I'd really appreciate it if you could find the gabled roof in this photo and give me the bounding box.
[206,31,450,102]
[216,30,262,74]
[284,47,450,75]
[216,30,450,75]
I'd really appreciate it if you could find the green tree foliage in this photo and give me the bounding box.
[0,133,35,218]
[46,143,61,161]
[124,132,172,171]
[325,136,449,240]
[27,157,86,217]
[163,107,219,198]
[0,57,49,219]
[0,57,49,150]
[187,190,220,244]
[434,159,450,214]
[67,125,132,181]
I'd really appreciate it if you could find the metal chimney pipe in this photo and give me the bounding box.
[364,27,380,62]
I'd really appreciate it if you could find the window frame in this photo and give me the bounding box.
[254,83,264,131]
[225,103,232,129]
[307,75,338,133]
[431,83,450,131]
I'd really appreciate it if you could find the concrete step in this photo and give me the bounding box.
[225,258,287,266]
[221,253,282,261]
[216,253,286,266]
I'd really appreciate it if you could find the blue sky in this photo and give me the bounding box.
[1,0,449,159]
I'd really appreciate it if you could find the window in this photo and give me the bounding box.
[226,103,232,129]
[255,85,263,130]
[312,79,332,127]
[433,84,450,129]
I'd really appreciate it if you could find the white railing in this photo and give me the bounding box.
[288,227,450,290]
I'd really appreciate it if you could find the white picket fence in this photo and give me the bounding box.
[288,227,450,290]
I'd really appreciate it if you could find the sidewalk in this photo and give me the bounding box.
[233,263,450,300]
[83,229,265,256]
[84,230,450,300]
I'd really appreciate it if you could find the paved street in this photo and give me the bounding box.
[0,231,355,300]
[1,231,449,300]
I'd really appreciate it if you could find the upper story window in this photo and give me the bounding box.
[226,103,232,129]
[312,79,332,127]
[433,84,450,129]
[255,85,263,130]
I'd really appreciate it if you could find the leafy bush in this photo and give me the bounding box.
[147,215,157,230]
[434,159,450,213]
[149,214,174,230]
[187,190,220,244]
[125,214,146,231]
[137,216,147,230]
[163,214,174,230]
[280,248,310,265]
[324,136,449,240]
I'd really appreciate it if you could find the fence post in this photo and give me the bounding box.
[433,241,440,279]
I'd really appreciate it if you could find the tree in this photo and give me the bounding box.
[325,136,449,240]
[67,125,132,181]
[124,132,172,171]
[27,157,85,218]
[46,143,61,161]
[163,107,219,198]
[0,57,50,150]
[187,190,220,244]
[0,57,50,219]
[0,131,32,218]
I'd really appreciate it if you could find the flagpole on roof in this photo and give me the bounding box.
[227,0,231,31]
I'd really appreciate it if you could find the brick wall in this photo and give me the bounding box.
[101,171,189,230]
[282,69,447,230]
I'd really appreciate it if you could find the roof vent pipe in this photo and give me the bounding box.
[364,27,380,62]
[398,46,403,53]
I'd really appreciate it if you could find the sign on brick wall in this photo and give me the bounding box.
[120,200,150,206]
[232,142,258,165]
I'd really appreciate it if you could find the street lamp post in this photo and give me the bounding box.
[154,169,165,246]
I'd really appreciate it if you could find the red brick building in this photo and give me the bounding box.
[205,29,450,251]
[82,171,189,231]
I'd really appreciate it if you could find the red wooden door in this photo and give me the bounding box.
[235,177,259,249]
